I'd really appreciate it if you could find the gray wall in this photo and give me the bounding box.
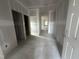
[0,0,28,56]
[0,0,17,56]
[48,11,56,35]
[0,46,4,59]
[9,0,28,15]
[55,0,69,54]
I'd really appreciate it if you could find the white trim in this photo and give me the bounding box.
[75,17,79,39]
[68,13,74,37]
[73,0,76,6]
[64,42,69,59]
[22,14,27,40]
[70,48,74,59]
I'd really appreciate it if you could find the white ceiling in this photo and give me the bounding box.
[18,0,63,15]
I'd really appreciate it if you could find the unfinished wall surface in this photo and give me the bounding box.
[0,0,28,56]
[0,46,4,59]
[9,0,28,15]
[0,0,17,56]
[48,11,56,35]
[55,0,68,54]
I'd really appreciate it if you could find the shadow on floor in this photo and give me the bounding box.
[55,38,62,56]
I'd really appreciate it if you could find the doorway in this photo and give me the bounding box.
[24,15,30,36]
[40,16,49,37]
[12,10,25,45]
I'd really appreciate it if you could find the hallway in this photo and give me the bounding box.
[40,30,54,39]
[6,36,61,59]
[1,0,79,59]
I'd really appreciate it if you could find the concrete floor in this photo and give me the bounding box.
[40,30,49,37]
[6,36,61,59]
[40,30,55,39]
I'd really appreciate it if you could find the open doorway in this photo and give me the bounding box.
[12,10,25,45]
[40,16,49,37]
[24,15,30,36]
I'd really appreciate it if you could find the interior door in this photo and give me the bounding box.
[24,15,30,36]
[62,0,79,59]
[12,10,25,44]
